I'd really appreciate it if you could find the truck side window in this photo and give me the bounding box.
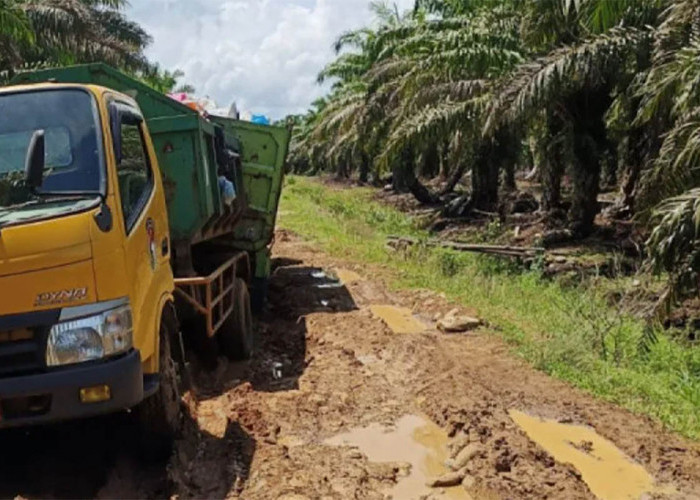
[117,121,153,232]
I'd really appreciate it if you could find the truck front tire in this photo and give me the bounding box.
[136,319,181,460]
[219,278,255,360]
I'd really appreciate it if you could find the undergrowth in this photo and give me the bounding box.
[279,176,700,439]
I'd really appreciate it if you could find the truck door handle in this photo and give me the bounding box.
[162,237,169,256]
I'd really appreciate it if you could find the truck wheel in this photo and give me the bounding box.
[219,278,254,360]
[136,320,181,461]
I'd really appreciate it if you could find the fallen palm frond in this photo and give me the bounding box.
[386,235,547,259]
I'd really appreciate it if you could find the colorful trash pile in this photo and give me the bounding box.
[167,92,270,125]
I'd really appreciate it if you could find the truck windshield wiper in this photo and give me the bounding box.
[4,193,100,210]
[33,190,103,201]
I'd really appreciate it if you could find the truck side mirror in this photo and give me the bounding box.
[24,129,45,191]
[109,104,122,165]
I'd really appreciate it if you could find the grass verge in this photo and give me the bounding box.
[278,176,700,439]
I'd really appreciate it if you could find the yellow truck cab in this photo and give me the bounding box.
[0,82,171,423]
[0,65,289,454]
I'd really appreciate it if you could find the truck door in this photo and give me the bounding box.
[110,101,172,367]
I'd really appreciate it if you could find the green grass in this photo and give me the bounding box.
[279,176,700,440]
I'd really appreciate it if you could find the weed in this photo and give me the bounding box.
[478,219,505,243]
[437,250,461,277]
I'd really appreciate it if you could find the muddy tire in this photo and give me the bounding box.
[219,278,254,360]
[136,320,181,461]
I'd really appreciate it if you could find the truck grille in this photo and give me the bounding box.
[0,328,46,377]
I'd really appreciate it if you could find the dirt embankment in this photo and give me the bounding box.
[2,229,699,499]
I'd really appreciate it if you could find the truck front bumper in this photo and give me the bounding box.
[0,350,143,428]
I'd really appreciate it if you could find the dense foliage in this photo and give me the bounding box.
[0,0,149,77]
[288,0,700,299]
[0,1,192,90]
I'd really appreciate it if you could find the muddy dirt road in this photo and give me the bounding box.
[3,230,700,499]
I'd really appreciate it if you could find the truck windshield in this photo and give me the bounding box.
[0,89,104,209]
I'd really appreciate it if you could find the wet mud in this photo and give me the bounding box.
[509,410,675,499]
[2,229,700,499]
[325,414,470,499]
[369,305,429,334]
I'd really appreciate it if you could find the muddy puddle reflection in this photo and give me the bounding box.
[311,268,363,288]
[325,415,471,500]
[333,268,362,284]
[370,305,428,334]
[510,410,674,500]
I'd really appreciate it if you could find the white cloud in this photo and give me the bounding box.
[127,0,415,120]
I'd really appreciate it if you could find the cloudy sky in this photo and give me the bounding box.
[127,0,414,120]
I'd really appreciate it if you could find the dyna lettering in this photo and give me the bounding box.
[35,288,88,307]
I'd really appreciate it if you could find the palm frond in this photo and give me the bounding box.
[638,109,700,209]
[647,186,700,297]
[485,26,650,135]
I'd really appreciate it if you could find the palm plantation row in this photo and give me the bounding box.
[288,0,700,301]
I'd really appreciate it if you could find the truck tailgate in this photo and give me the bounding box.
[212,118,290,252]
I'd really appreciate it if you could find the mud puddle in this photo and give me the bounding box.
[370,305,428,334]
[325,415,471,500]
[334,268,362,284]
[510,410,674,499]
[311,268,363,288]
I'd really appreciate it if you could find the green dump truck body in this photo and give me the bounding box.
[211,117,288,254]
[11,64,290,280]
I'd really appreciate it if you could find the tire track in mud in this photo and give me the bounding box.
[3,229,700,499]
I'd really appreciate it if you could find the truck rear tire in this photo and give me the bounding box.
[219,278,254,360]
[136,320,181,461]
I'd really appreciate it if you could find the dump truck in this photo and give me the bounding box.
[0,63,289,453]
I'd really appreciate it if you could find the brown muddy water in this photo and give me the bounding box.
[325,414,471,500]
[370,305,429,334]
[333,268,363,284]
[509,410,675,500]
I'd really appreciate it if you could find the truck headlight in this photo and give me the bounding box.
[46,303,133,367]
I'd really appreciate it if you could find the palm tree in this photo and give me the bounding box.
[139,64,195,94]
[293,0,524,203]
[291,0,700,290]
[0,0,151,78]
[291,1,413,183]
[372,2,524,206]
[637,0,700,299]
[0,1,34,71]
[23,0,151,70]
[486,25,652,234]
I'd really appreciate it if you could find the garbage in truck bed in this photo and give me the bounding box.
[251,114,270,125]
[167,92,216,116]
[166,93,269,125]
[210,102,240,120]
[239,110,271,124]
